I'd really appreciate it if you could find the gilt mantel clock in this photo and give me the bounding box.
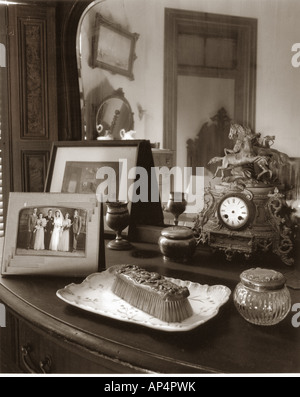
[193,123,296,266]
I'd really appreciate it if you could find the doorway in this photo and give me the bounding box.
[164,8,257,168]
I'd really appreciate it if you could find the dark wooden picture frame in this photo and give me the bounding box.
[44,140,164,239]
[92,14,139,80]
[44,140,141,198]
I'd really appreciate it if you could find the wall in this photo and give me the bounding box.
[79,0,300,157]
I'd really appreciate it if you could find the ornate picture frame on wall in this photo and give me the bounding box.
[1,193,101,277]
[91,13,139,80]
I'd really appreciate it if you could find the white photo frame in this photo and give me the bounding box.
[1,193,101,277]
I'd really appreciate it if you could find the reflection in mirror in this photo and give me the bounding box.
[95,88,134,140]
[77,0,145,142]
[76,0,300,178]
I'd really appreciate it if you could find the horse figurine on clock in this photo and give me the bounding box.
[193,123,296,266]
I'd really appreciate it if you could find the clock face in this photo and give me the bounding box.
[218,195,251,230]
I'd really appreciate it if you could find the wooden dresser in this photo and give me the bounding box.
[0,241,300,374]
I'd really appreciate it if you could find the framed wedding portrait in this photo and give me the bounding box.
[92,13,139,80]
[1,193,101,277]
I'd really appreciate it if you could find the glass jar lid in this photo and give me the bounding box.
[161,226,194,240]
[240,268,286,292]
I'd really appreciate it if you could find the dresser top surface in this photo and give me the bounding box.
[1,241,300,374]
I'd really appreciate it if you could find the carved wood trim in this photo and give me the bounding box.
[18,17,48,139]
[186,108,231,175]
[7,4,58,193]
[56,0,94,141]
[22,150,50,192]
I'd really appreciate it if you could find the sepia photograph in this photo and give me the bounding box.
[16,206,87,256]
[61,160,121,196]
[1,193,101,278]
[0,0,300,381]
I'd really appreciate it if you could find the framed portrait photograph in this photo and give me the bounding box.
[45,140,165,239]
[1,193,101,277]
[45,141,140,236]
[45,140,141,199]
[92,14,139,80]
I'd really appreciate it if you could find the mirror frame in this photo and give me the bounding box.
[57,0,94,141]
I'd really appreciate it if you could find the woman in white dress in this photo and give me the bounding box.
[49,210,63,251]
[34,213,47,250]
[58,212,72,252]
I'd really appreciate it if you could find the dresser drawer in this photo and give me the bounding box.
[0,309,19,373]
[17,318,138,374]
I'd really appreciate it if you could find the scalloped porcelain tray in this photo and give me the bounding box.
[56,265,231,332]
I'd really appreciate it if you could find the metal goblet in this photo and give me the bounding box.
[166,192,187,225]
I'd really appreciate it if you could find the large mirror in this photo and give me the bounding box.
[76,0,257,168]
[76,0,299,182]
